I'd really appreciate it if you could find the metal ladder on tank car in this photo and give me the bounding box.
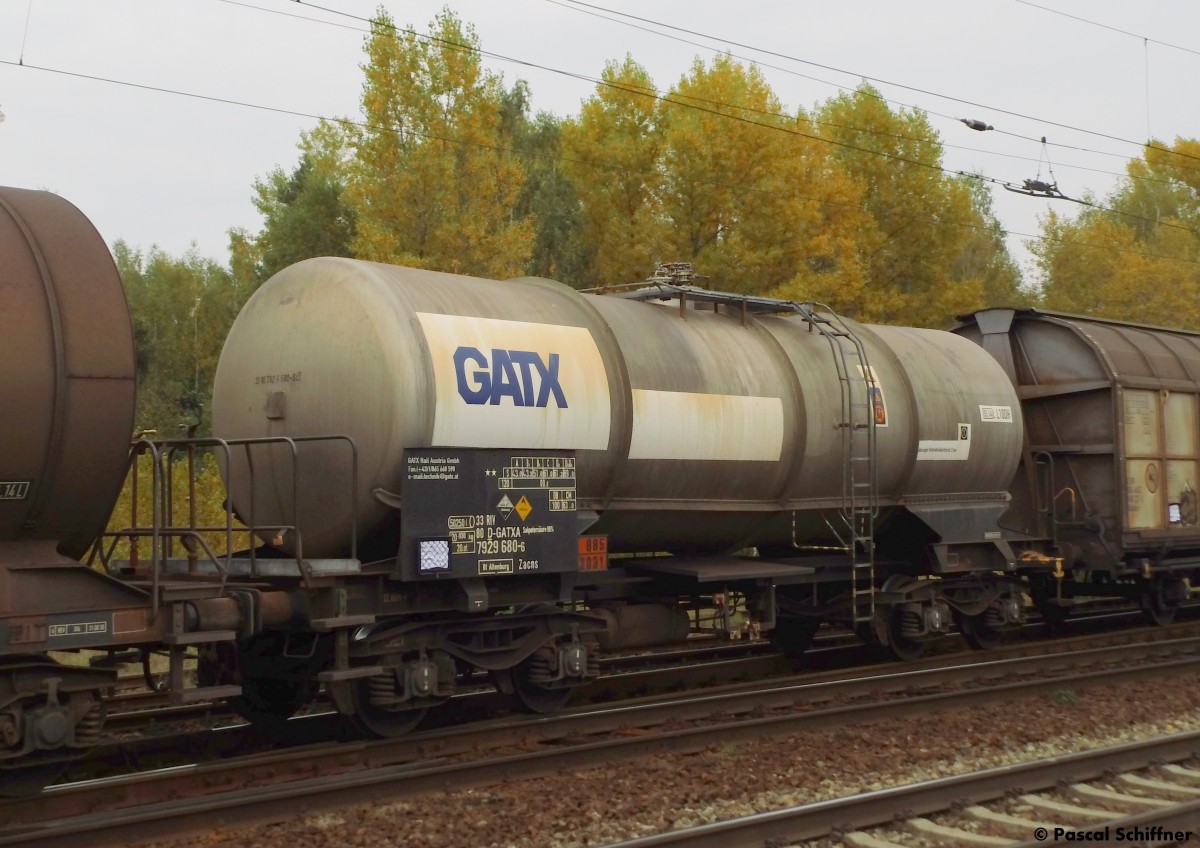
[613,281,881,625]
[801,306,880,626]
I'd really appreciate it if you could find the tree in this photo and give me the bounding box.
[114,242,243,434]
[345,8,532,278]
[806,85,999,326]
[501,84,591,285]
[1035,210,1200,326]
[561,56,669,286]
[953,175,1026,308]
[229,120,357,286]
[1034,138,1200,328]
[657,54,867,295]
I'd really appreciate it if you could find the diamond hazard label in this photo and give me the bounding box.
[515,495,532,521]
[496,495,514,520]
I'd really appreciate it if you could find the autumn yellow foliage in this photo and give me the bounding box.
[346,9,532,278]
[1033,138,1200,328]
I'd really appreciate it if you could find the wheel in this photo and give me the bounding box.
[770,617,820,662]
[1030,579,1070,628]
[1141,582,1179,627]
[885,606,926,661]
[502,647,574,714]
[341,665,428,738]
[198,636,318,731]
[954,610,1004,650]
[0,658,104,793]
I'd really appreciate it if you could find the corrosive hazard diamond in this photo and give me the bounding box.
[496,495,514,520]
[515,496,533,521]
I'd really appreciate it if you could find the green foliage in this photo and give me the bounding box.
[510,103,592,284]
[105,452,251,562]
[955,174,1027,308]
[229,121,357,286]
[226,18,1030,320]
[114,242,247,436]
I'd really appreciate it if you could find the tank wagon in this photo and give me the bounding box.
[205,255,1029,733]
[4,183,1197,792]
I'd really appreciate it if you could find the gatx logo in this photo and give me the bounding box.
[453,347,568,408]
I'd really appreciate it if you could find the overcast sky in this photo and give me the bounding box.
[2,0,1199,286]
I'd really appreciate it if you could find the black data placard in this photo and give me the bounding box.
[401,448,577,580]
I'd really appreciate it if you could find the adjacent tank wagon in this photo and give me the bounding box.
[0,188,239,792]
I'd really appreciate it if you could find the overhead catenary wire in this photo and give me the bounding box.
[278,0,1200,238]
[1011,0,1200,59]
[0,56,947,219]
[541,0,1198,176]
[224,0,1200,193]
[3,55,1197,271]
[18,0,35,65]
[5,2,1200,268]
[550,0,1200,170]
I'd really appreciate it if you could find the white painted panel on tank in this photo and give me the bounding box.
[416,313,611,450]
[916,424,972,461]
[628,389,784,461]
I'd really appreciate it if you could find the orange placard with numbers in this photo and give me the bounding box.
[578,536,608,571]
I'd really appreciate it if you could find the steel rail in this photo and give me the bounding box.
[3,644,1200,846]
[57,617,1200,807]
[598,730,1200,848]
[94,612,1190,735]
[37,630,1200,803]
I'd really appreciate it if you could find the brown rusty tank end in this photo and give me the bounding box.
[0,186,136,559]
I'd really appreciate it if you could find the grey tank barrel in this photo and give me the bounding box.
[212,258,1023,558]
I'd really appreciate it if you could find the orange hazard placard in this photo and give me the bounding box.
[578,535,608,571]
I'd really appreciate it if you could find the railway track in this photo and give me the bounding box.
[6,628,1200,847]
[96,606,1172,734]
[100,635,785,727]
[76,617,1200,786]
[51,614,1200,791]
[599,731,1200,847]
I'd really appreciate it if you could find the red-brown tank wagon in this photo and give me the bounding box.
[0,187,296,793]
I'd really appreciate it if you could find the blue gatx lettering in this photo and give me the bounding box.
[453,347,568,408]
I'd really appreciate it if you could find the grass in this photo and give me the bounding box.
[100,450,255,565]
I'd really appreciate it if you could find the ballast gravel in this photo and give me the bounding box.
[138,672,1200,848]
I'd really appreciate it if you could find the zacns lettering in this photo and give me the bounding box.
[454,347,568,408]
